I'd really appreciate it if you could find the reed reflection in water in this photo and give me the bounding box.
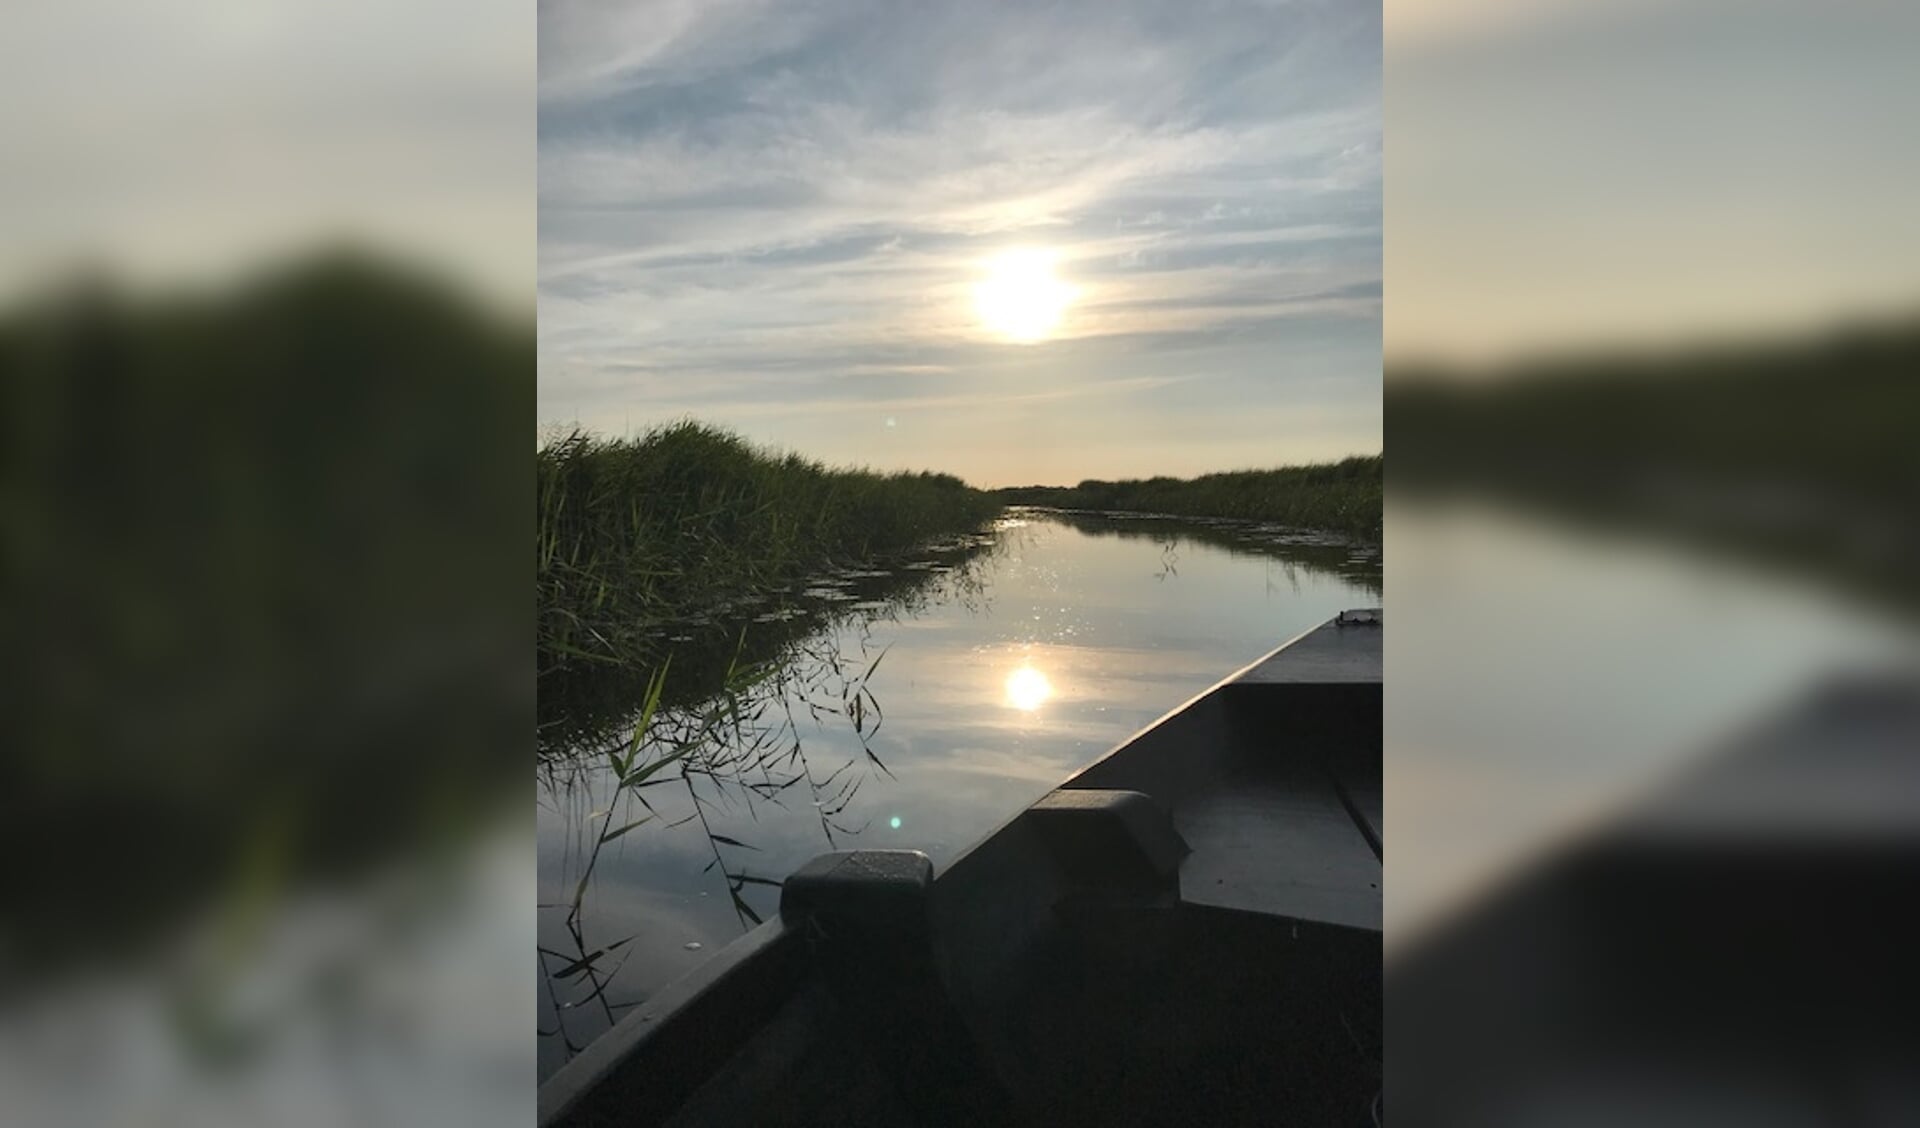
[536,509,1379,1078]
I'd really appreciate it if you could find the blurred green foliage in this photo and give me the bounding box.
[1389,318,1920,617]
[0,252,532,978]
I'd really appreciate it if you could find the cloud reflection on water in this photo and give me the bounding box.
[536,509,1379,1078]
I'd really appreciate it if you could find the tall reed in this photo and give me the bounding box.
[536,421,1001,679]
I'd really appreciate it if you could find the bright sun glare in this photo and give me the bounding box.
[973,249,1075,343]
[1005,666,1054,712]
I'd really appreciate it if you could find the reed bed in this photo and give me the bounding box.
[537,422,1002,680]
[995,455,1382,540]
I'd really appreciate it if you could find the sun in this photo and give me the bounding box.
[1004,666,1054,712]
[973,249,1076,343]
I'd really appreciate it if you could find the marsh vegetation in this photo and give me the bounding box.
[534,424,1014,1061]
[538,422,1002,685]
[532,422,1388,1077]
[994,456,1383,541]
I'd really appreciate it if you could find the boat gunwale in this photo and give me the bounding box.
[538,610,1381,1126]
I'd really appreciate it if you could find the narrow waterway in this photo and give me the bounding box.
[536,508,1381,1078]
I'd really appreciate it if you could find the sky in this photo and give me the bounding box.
[1385,0,1920,371]
[538,0,1381,488]
[2,0,530,308]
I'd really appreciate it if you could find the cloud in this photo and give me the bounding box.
[538,0,1381,483]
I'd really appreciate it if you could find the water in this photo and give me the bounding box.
[1386,497,1920,951]
[535,508,1380,1078]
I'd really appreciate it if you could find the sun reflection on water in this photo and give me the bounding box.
[1004,665,1054,711]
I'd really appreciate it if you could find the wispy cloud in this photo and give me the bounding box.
[539,0,1380,485]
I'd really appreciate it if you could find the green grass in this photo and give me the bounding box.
[536,422,1002,682]
[994,455,1383,540]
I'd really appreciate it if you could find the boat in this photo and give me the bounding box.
[540,609,1383,1127]
[1389,670,1920,1124]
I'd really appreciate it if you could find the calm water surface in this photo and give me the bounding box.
[536,508,1380,1078]
[1386,498,1920,949]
